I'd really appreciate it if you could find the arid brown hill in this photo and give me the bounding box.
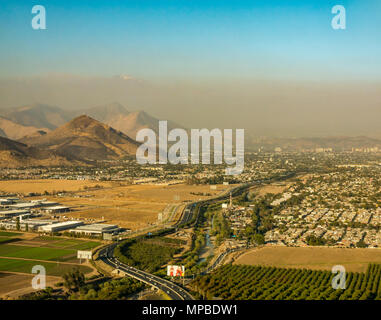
[0,116,51,140]
[78,102,183,139]
[0,103,72,130]
[19,115,140,161]
[78,102,130,123]
[2,102,184,140]
[0,136,77,168]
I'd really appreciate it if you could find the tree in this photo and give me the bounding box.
[254,233,265,245]
[16,217,20,231]
[63,269,85,292]
[356,239,368,248]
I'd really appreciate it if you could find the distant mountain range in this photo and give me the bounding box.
[76,102,182,138]
[0,102,182,141]
[19,115,140,161]
[0,104,72,130]
[0,102,381,167]
[0,102,184,166]
[0,136,79,168]
[0,116,51,140]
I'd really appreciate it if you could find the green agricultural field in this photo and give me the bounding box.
[0,258,92,276]
[68,241,100,250]
[0,231,22,237]
[0,244,76,262]
[0,236,99,277]
[47,241,79,248]
[0,237,20,244]
[52,240,84,247]
[22,236,100,251]
[0,237,12,244]
[37,236,62,241]
[43,239,99,250]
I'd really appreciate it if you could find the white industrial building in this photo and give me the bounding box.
[70,223,120,235]
[0,199,13,206]
[0,219,56,231]
[9,203,40,210]
[42,206,70,214]
[0,221,26,230]
[31,200,59,207]
[39,221,84,233]
[0,209,30,218]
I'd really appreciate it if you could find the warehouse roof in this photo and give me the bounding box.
[44,206,70,210]
[0,209,30,216]
[74,223,118,231]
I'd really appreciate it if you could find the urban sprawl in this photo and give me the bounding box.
[1,149,381,249]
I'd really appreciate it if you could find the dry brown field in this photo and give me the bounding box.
[56,183,230,229]
[233,246,381,273]
[0,179,115,194]
[0,272,60,299]
[251,183,291,196]
[2,180,230,230]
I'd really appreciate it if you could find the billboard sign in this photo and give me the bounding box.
[77,250,92,260]
[167,265,185,277]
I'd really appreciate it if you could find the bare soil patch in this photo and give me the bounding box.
[234,246,381,273]
[0,179,114,194]
[0,272,60,299]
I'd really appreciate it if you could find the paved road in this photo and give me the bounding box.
[98,181,270,300]
[99,244,193,300]
[97,199,197,300]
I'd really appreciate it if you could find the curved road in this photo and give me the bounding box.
[98,180,273,300]
[99,244,193,300]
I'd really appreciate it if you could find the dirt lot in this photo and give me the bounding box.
[252,183,291,196]
[234,246,381,273]
[0,179,114,194]
[0,272,60,299]
[48,183,229,229]
[0,179,115,194]
[2,180,230,230]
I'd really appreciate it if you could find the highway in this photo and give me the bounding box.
[175,182,258,229]
[203,246,251,274]
[99,244,194,300]
[98,193,199,300]
[97,180,279,300]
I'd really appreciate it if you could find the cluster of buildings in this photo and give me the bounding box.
[0,197,70,215]
[0,152,302,186]
[224,206,253,234]
[264,168,381,248]
[211,163,381,249]
[0,197,122,239]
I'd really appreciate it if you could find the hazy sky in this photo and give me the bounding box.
[0,0,381,137]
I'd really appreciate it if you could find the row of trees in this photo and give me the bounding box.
[178,205,209,275]
[191,264,381,300]
[21,270,145,300]
[211,212,231,245]
[70,277,145,300]
[244,195,276,244]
